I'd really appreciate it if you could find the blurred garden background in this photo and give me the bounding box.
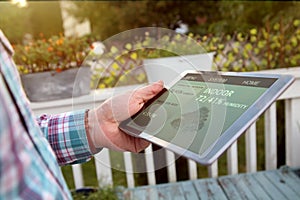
[1,0,300,197]
[2,0,300,89]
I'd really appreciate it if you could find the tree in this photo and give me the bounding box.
[66,1,218,39]
[67,0,300,39]
[0,1,63,44]
[0,3,29,43]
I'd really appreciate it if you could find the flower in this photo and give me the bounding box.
[13,34,93,74]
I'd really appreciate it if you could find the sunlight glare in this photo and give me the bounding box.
[11,0,28,8]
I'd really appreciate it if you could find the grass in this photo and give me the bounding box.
[71,186,118,200]
[61,158,98,189]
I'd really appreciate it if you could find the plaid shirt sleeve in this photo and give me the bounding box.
[37,110,93,166]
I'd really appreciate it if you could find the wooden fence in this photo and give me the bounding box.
[30,67,300,189]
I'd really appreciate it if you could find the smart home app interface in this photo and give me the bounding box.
[127,73,277,155]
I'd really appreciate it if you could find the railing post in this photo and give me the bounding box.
[285,98,300,168]
[227,141,238,175]
[264,103,277,170]
[145,144,156,185]
[246,123,257,173]
[94,149,113,186]
[71,164,84,189]
[165,150,177,182]
[208,160,218,178]
[187,159,197,180]
[123,152,135,188]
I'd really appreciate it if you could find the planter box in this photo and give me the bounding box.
[21,67,91,102]
[143,52,215,85]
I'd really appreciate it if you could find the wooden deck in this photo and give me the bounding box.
[120,166,300,200]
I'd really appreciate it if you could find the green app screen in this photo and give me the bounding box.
[127,73,277,155]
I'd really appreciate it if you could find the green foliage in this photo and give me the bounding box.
[2,1,300,44]
[71,186,118,200]
[14,34,92,74]
[90,18,300,88]
[12,16,300,88]
[90,32,206,89]
[67,1,300,40]
[0,1,63,43]
[189,18,300,72]
[0,3,29,44]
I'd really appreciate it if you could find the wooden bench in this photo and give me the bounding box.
[120,166,300,200]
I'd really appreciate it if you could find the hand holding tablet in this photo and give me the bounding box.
[119,70,294,165]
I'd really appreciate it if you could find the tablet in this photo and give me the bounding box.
[119,70,294,165]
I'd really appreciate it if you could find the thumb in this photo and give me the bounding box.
[133,80,164,104]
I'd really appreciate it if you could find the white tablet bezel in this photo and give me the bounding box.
[119,70,294,165]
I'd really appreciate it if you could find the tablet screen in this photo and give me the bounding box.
[124,72,277,156]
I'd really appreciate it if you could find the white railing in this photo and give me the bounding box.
[30,67,300,189]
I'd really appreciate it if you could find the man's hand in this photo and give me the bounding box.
[87,81,164,153]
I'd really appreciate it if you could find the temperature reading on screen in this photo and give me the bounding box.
[195,95,225,105]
